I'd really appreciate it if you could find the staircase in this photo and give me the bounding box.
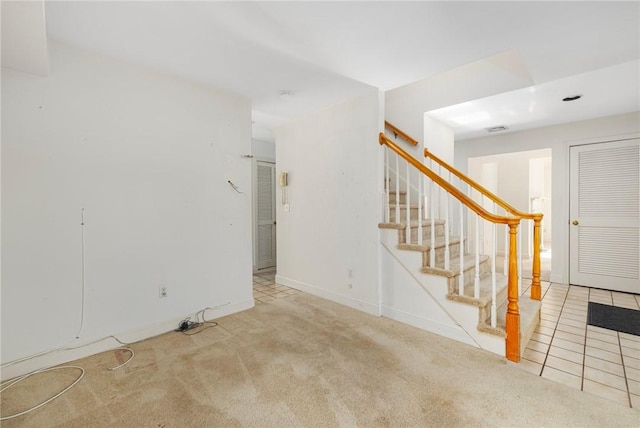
[379,123,542,362]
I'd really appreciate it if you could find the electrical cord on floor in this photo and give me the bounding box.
[106,348,135,371]
[0,366,85,421]
[0,335,135,369]
[177,307,221,336]
[0,342,135,375]
[1,304,231,419]
[0,346,135,420]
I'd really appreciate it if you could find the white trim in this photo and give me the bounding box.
[380,305,478,347]
[1,299,254,381]
[377,224,384,316]
[380,234,457,323]
[380,228,507,355]
[549,273,564,284]
[565,132,640,147]
[275,275,379,316]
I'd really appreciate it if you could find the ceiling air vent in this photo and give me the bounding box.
[485,125,509,133]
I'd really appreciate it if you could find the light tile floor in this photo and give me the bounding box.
[517,282,640,409]
[252,268,301,304]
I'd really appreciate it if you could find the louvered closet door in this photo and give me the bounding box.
[255,161,276,270]
[569,139,639,293]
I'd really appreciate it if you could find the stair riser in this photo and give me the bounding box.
[408,224,445,243]
[477,286,509,324]
[398,224,445,243]
[520,307,541,357]
[389,206,420,222]
[423,241,462,268]
[388,192,407,205]
[446,257,491,291]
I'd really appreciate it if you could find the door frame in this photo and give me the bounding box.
[252,158,277,273]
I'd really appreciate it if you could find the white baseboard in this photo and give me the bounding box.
[549,273,565,284]
[381,305,478,348]
[275,275,379,316]
[1,299,255,381]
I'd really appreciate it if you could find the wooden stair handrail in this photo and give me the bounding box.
[385,121,419,146]
[380,132,523,362]
[380,134,519,226]
[422,146,543,300]
[424,148,542,221]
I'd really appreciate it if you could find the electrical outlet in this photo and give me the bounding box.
[159,286,168,298]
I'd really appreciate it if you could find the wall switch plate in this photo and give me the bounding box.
[159,286,168,298]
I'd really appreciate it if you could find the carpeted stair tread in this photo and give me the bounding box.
[479,295,542,340]
[397,236,462,252]
[378,219,445,229]
[421,254,489,277]
[446,272,508,308]
[388,203,420,208]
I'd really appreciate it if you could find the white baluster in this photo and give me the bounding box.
[430,160,435,267]
[479,194,484,255]
[459,203,464,296]
[474,214,480,299]
[423,175,427,222]
[491,216,497,328]
[406,162,411,243]
[504,223,509,276]
[444,192,450,270]
[395,153,400,224]
[417,170,423,245]
[385,148,390,223]
[466,187,472,254]
[518,222,522,296]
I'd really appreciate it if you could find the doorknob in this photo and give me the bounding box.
[572,220,579,226]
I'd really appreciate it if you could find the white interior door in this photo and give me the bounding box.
[569,139,639,293]
[254,161,276,270]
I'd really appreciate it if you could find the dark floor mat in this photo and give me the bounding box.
[587,302,640,336]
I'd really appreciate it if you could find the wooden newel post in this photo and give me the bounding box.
[506,220,520,362]
[531,215,543,301]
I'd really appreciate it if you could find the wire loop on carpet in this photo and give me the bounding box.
[0,366,85,421]
[107,347,135,371]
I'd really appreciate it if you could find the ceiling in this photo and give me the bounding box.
[19,2,640,141]
[428,60,640,140]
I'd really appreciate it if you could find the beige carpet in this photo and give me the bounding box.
[2,292,638,427]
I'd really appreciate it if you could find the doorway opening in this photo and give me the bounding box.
[468,148,552,281]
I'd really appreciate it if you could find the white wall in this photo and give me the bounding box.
[1,1,49,76]
[251,138,275,162]
[455,112,640,283]
[385,50,533,157]
[274,91,382,314]
[424,115,455,164]
[1,42,253,373]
